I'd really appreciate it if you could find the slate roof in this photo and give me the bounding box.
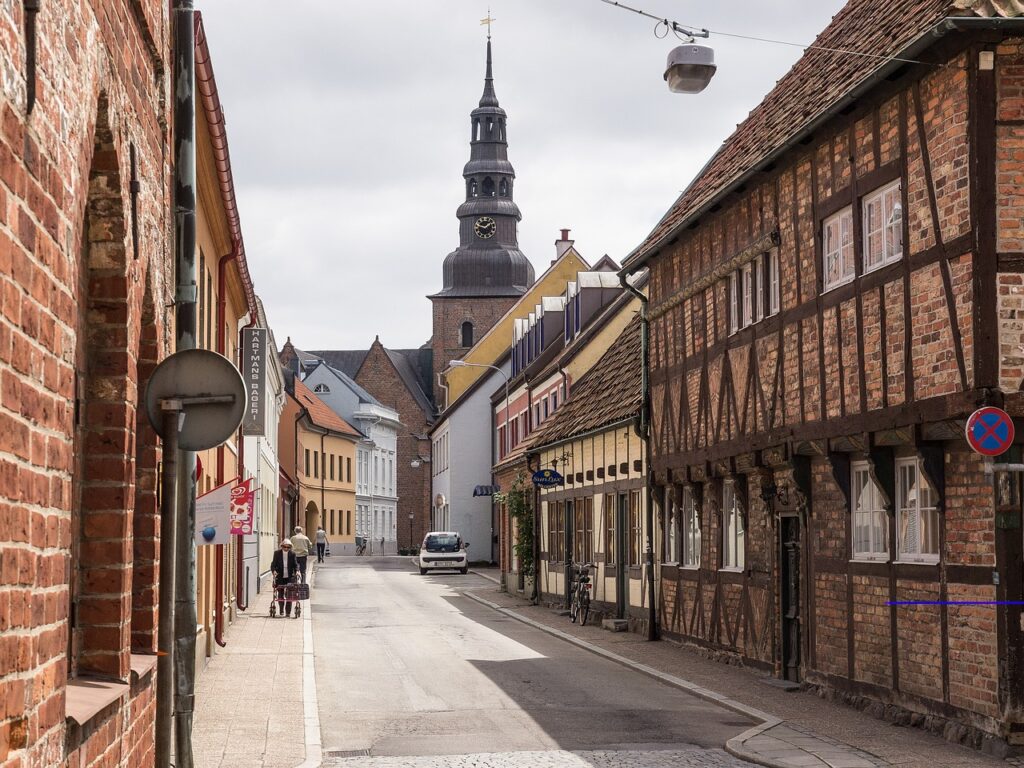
[529,316,642,448]
[294,379,363,438]
[624,0,1020,268]
[309,361,381,406]
[304,346,435,420]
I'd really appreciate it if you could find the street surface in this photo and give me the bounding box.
[312,557,754,767]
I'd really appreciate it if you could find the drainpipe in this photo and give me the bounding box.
[620,271,656,641]
[170,2,199,765]
[210,248,239,648]
[526,451,540,605]
[234,310,256,612]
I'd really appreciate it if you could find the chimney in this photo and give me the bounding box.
[554,228,574,261]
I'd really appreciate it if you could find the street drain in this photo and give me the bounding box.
[323,749,370,758]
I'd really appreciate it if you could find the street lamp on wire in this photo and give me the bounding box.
[449,360,510,458]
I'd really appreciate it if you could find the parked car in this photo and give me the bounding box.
[418,531,468,575]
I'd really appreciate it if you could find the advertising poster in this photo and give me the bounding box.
[229,478,255,535]
[195,481,233,546]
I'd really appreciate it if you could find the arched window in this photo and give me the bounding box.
[461,321,474,348]
[473,119,480,141]
[498,120,506,141]
[469,179,478,198]
[487,118,494,137]
[499,179,509,197]
[482,177,495,197]
[313,383,330,393]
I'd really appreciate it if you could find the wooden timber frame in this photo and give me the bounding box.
[640,28,1024,751]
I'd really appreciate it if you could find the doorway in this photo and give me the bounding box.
[780,515,801,682]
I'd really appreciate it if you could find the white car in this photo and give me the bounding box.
[418,531,469,575]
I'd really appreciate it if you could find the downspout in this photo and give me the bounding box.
[234,310,256,611]
[320,431,326,532]
[620,271,656,641]
[294,406,305,533]
[211,249,238,647]
[526,451,540,605]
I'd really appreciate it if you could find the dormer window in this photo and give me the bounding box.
[313,383,330,394]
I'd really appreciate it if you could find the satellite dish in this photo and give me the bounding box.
[664,44,716,94]
[145,349,246,451]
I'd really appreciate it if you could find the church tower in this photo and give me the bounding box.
[430,38,535,388]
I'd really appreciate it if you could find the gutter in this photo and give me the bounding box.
[621,16,1024,273]
[619,272,657,642]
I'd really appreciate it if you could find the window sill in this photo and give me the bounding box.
[896,556,939,566]
[851,556,889,563]
[863,255,902,275]
[823,275,855,294]
[129,653,158,683]
[66,677,130,726]
[719,566,744,573]
[681,564,701,570]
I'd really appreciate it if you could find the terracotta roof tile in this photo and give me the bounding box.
[625,0,1009,267]
[294,379,363,438]
[530,316,642,448]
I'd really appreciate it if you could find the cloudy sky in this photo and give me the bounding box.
[201,0,846,351]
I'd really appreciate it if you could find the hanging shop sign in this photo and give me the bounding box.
[532,469,565,487]
[241,327,267,436]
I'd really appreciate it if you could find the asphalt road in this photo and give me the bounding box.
[312,557,754,767]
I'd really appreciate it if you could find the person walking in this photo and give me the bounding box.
[315,526,329,563]
[380,536,385,555]
[291,526,313,583]
[270,539,297,617]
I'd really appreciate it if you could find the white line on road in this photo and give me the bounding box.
[299,568,323,768]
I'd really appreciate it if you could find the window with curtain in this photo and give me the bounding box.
[682,486,701,568]
[722,481,745,570]
[852,461,888,560]
[896,457,939,562]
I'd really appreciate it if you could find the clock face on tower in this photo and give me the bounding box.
[474,216,497,239]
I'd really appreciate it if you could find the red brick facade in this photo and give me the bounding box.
[639,21,1024,753]
[431,296,518,390]
[0,1,171,766]
[354,341,433,549]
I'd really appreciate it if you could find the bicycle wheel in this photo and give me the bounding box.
[570,590,579,623]
[580,592,590,626]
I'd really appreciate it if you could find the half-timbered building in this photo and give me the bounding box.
[621,0,1024,751]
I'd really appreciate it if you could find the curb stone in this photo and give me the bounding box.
[461,589,885,768]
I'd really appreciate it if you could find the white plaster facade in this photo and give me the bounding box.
[431,360,510,563]
[303,363,401,554]
[241,300,286,599]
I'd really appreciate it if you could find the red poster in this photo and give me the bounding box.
[229,478,255,535]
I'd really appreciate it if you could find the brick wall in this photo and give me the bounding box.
[431,295,517,389]
[354,342,432,549]
[0,1,171,766]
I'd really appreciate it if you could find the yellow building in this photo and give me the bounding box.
[291,379,360,544]
[531,317,654,633]
[441,242,590,406]
[193,15,259,662]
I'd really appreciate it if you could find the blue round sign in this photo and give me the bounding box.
[532,469,565,487]
[966,407,1015,457]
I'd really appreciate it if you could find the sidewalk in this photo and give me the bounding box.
[466,572,1020,768]
[193,570,319,768]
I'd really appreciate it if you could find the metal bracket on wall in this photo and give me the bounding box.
[24,0,40,115]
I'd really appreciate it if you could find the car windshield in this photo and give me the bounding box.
[424,534,460,553]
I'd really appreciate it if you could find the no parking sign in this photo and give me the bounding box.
[966,407,1015,457]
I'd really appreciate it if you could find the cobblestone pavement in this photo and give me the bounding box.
[322,747,751,767]
[468,572,1017,768]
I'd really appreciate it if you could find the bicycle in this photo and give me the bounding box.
[569,562,593,626]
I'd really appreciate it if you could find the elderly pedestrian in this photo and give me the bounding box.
[315,526,329,563]
[270,539,297,617]
[291,526,313,583]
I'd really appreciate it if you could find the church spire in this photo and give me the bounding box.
[480,39,499,108]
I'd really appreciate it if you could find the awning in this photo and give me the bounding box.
[473,484,501,497]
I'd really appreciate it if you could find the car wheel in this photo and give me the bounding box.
[419,567,427,575]
[460,567,468,575]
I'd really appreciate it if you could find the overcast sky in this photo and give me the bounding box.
[200,0,846,351]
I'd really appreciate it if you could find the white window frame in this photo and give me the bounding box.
[896,457,940,564]
[741,263,753,328]
[862,180,903,273]
[663,487,679,565]
[721,480,745,571]
[768,250,780,316]
[754,256,765,323]
[851,461,888,561]
[681,486,700,569]
[729,273,739,335]
[823,206,855,292]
